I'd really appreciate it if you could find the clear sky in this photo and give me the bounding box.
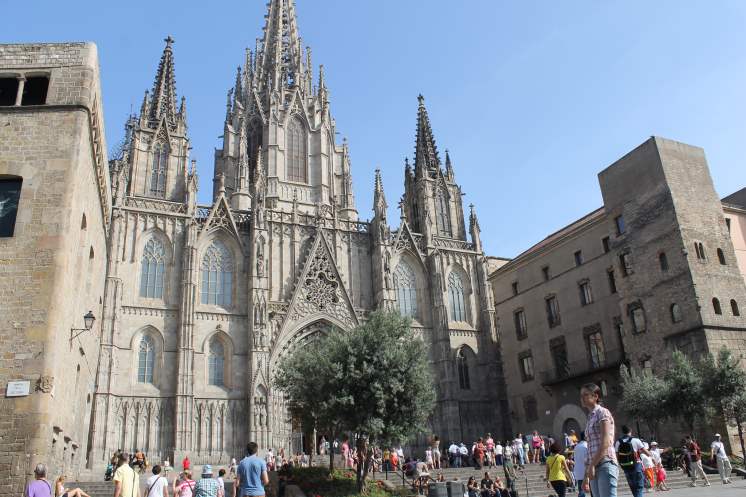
[6,1,745,257]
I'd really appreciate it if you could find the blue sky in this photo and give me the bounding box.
[6,1,745,257]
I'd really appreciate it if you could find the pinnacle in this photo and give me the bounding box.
[414,94,440,174]
[147,35,179,128]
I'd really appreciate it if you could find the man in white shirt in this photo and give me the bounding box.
[459,443,469,468]
[495,442,504,466]
[448,442,460,468]
[710,434,732,484]
[146,465,169,497]
[572,434,588,497]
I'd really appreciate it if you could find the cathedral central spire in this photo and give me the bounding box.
[148,36,179,128]
[414,94,441,176]
[256,0,304,91]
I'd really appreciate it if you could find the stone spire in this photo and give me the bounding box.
[469,204,482,252]
[414,94,440,177]
[373,168,387,219]
[148,36,179,128]
[445,149,454,181]
[256,0,304,91]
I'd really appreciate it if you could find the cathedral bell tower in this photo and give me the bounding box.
[124,37,191,203]
[402,95,466,241]
[214,0,358,219]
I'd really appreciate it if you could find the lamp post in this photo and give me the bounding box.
[70,311,96,342]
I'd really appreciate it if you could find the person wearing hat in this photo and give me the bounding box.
[710,434,732,484]
[193,465,223,497]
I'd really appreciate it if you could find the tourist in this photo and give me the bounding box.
[114,453,140,497]
[425,446,434,470]
[649,442,669,492]
[684,435,710,487]
[134,449,146,471]
[485,433,495,468]
[569,430,579,447]
[145,465,168,497]
[235,442,269,497]
[341,438,351,468]
[475,438,486,469]
[545,442,572,497]
[512,434,524,467]
[466,476,479,497]
[530,431,542,464]
[480,472,495,497]
[390,448,399,470]
[182,456,191,472]
[217,469,226,494]
[26,464,52,497]
[54,475,90,497]
[229,458,237,479]
[431,435,442,470]
[174,471,195,497]
[710,433,732,484]
[193,465,222,497]
[264,448,274,472]
[459,442,469,468]
[319,436,327,456]
[639,450,655,490]
[615,425,649,497]
[572,432,588,497]
[494,440,503,466]
[502,448,516,496]
[503,443,512,467]
[448,441,460,468]
[580,383,618,497]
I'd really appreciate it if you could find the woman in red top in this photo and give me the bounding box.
[475,438,486,469]
[181,456,190,471]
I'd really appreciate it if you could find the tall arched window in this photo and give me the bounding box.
[150,142,168,197]
[208,339,225,386]
[138,335,155,383]
[448,271,467,322]
[456,348,470,390]
[713,298,722,315]
[717,248,726,265]
[731,300,741,317]
[201,241,234,307]
[393,262,418,318]
[140,238,166,299]
[435,189,452,237]
[286,117,306,183]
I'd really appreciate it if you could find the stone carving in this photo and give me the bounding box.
[36,375,54,393]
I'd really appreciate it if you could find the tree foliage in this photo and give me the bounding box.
[275,311,437,487]
[619,364,668,439]
[662,350,707,434]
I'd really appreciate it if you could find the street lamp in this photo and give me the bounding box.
[70,311,96,342]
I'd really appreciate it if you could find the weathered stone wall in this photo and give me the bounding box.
[0,43,109,496]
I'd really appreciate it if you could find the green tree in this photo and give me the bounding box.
[619,364,669,440]
[663,350,708,435]
[700,348,746,465]
[275,311,436,491]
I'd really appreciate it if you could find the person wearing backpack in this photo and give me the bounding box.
[614,426,649,497]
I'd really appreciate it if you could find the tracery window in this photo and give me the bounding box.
[393,262,418,318]
[435,189,452,237]
[140,238,166,299]
[286,117,307,183]
[150,141,168,197]
[456,348,470,390]
[448,271,467,322]
[201,240,234,307]
[208,339,225,386]
[138,335,155,383]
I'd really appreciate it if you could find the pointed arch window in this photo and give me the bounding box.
[448,271,467,322]
[286,117,307,183]
[435,188,452,237]
[394,261,418,319]
[138,335,155,383]
[140,238,166,299]
[208,338,225,386]
[456,348,470,390]
[201,240,234,307]
[150,141,169,197]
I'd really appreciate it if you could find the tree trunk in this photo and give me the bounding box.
[356,436,370,493]
[329,431,335,475]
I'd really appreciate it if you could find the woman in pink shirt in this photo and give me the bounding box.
[581,383,618,497]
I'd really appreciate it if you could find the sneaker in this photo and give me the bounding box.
[689,482,696,487]
[705,482,711,486]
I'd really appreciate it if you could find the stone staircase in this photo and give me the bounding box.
[371,463,710,496]
[66,477,236,497]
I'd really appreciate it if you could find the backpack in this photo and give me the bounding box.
[616,436,638,469]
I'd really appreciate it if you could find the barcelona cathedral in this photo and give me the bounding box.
[86,0,503,467]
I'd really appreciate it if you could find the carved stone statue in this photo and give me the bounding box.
[256,255,265,277]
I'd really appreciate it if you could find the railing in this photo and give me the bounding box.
[539,348,624,385]
[125,196,188,214]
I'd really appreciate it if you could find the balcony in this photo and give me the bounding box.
[539,348,625,386]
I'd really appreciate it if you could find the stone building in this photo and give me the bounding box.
[0,43,110,492]
[82,0,502,473]
[489,137,746,451]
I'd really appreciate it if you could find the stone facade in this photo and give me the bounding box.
[490,137,746,453]
[0,43,110,495]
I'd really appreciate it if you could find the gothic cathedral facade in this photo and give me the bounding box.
[89,0,507,467]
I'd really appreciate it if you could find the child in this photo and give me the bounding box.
[640,452,655,490]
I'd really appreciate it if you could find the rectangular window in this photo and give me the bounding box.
[0,177,23,237]
[514,309,527,340]
[574,250,583,266]
[21,77,49,106]
[542,266,550,281]
[630,305,647,334]
[587,331,606,368]
[620,252,632,276]
[607,269,617,294]
[519,352,534,382]
[602,236,610,253]
[523,396,538,422]
[0,78,19,106]
[511,281,518,296]
[615,215,626,235]
[726,218,731,233]
[546,296,560,327]
[550,337,569,379]
[579,281,593,306]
